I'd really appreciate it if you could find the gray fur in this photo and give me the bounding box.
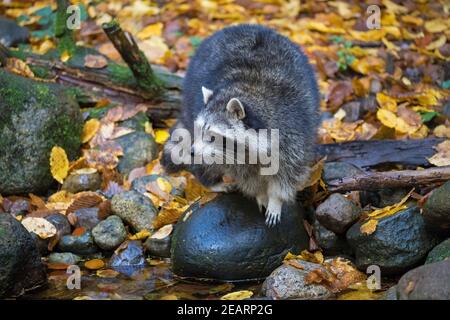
[162,24,320,226]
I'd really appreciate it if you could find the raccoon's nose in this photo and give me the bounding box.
[190,146,195,156]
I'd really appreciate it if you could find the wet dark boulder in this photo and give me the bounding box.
[426,238,450,264]
[0,213,46,298]
[171,193,309,281]
[346,206,437,275]
[423,181,450,235]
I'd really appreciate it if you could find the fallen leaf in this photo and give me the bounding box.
[96,269,119,278]
[221,290,253,300]
[50,146,69,184]
[151,224,173,239]
[21,217,57,239]
[129,229,151,240]
[360,219,378,235]
[154,129,170,144]
[82,119,101,143]
[84,54,108,69]
[85,259,105,270]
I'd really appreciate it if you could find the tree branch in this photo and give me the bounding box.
[327,165,450,192]
[102,20,164,97]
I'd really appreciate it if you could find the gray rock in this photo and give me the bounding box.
[312,220,352,256]
[262,260,332,300]
[397,259,450,300]
[120,112,149,131]
[340,101,363,122]
[322,162,364,184]
[423,181,450,234]
[48,252,81,265]
[73,208,101,230]
[111,191,157,232]
[0,70,83,194]
[346,206,438,275]
[171,193,309,281]
[0,213,46,298]
[9,199,30,216]
[426,238,450,264]
[315,193,363,234]
[115,132,157,175]
[92,215,127,251]
[62,171,101,193]
[0,16,30,47]
[109,240,146,268]
[46,213,71,236]
[382,286,398,300]
[58,231,98,255]
[144,234,171,258]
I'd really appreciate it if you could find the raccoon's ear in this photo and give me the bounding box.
[202,86,213,104]
[226,98,245,120]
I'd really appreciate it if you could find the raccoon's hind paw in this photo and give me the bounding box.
[256,194,268,213]
[265,198,282,227]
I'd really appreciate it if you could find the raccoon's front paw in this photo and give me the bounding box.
[265,198,282,227]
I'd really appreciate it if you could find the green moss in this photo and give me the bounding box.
[108,62,137,86]
[29,65,51,79]
[0,69,83,194]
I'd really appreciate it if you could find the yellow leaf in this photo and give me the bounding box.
[137,22,163,40]
[368,189,414,220]
[81,119,100,143]
[424,19,448,33]
[304,157,326,189]
[154,129,170,144]
[157,177,173,194]
[376,109,397,128]
[376,93,397,112]
[304,21,346,34]
[360,219,378,235]
[48,190,74,203]
[401,15,423,26]
[433,125,450,138]
[382,0,408,14]
[84,259,105,270]
[221,290,253,300]
[61,50,71,62]
[6,58,35,78]
[50,146,69,184]
[129,229,151,240]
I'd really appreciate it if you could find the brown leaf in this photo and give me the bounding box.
[84,54,108,69]
[66,192,104,214]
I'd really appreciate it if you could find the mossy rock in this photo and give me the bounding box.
[0,70,83,194]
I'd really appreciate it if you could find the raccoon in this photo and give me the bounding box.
[163,24,320,226]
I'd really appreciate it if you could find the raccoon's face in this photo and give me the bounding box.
[191,86,256,162]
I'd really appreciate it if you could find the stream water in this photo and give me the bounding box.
[23,260,264,300]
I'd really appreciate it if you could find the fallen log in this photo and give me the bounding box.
[316,138,444,169]
[327,165,450,192]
